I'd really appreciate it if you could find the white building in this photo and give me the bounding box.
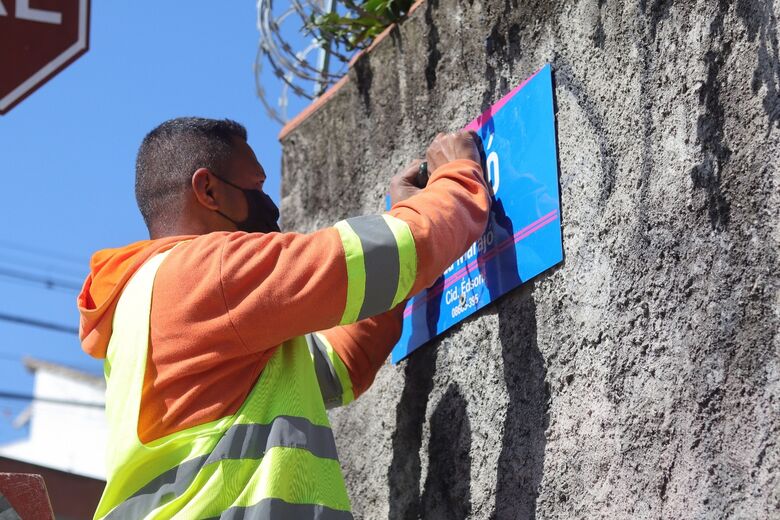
[0,357,107,480]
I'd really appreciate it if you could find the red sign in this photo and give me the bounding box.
[0,0,90,114]
[0,473,54,519]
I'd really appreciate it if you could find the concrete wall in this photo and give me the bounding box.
[279,0,779,517]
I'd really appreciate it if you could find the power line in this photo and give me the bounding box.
[0,239,88,292]
[0,312,79,335]
[0,390,103,409]
[0,253,86,279]
[0,239,88,266]
[0,266,82,293]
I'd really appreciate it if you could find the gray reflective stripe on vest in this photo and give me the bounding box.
[306,333,343,409]
[106,416,338,519]
[344,215,400,320]
[205,497,354,520]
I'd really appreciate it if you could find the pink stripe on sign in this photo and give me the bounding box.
[403,209,559,317]
[463,66,545,132]
[442,209,558,289]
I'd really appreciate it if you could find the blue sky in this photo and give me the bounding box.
[0,2,311,444]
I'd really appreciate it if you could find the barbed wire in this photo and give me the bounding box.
[255,0,355,124]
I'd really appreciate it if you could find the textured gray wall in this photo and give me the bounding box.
[279,0,779,518]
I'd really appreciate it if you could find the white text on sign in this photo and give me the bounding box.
[0,0,63,25]
[485,132,500,194]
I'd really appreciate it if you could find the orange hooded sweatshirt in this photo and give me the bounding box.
[78,159,490,443]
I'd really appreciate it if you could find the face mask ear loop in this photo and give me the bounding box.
[210,171,243,192]
[214,209,241,229]
[209,172,244,229]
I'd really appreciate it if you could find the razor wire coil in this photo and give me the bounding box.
[255,0,355,124]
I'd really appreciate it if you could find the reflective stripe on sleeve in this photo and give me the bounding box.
[346,215,400,320]
[382,214,417,308]
[334,214,417,324]
[307,333,354,408]
[206,497,353,520]
[307,333,343,409]
[333,221,366,324]
[324,337,355,407]
[105,416,338,520]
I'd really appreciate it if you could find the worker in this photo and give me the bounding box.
[78,117,491,519]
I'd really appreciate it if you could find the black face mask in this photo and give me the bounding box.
[211,173,280,233]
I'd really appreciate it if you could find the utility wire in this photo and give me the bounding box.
[0,390,103,409]
[0,266,82,293]
[0,253,86,279]
[0,312,79,335]
[0,240,87,266]
[0,241,87,291]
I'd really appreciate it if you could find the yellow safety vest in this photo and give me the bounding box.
[94,250,357,519]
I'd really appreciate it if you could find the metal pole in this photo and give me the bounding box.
[314,0,337,96]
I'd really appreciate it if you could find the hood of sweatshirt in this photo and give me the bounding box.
[78,236,192,359]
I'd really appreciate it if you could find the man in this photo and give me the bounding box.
[78,117,490,519]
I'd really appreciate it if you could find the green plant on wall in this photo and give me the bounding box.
[308,0,415,51]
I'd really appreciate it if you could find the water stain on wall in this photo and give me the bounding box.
[425,0,441,91]
[736,0,780,129]
[690,1,733,231]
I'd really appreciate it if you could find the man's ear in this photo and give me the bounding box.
[191,168,220,211]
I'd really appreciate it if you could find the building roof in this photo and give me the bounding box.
[22,357,104,388]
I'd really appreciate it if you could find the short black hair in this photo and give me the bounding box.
[135,117,248,230]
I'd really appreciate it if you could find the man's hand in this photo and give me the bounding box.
[389,131,483,207]
[425,131,481,173]
[389,159,424,207]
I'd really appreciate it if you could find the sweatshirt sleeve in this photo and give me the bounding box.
[220,158,490,354]
[318,304,405,400]
[311,160,491,401]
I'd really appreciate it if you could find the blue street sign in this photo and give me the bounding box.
[391,63,563,363]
